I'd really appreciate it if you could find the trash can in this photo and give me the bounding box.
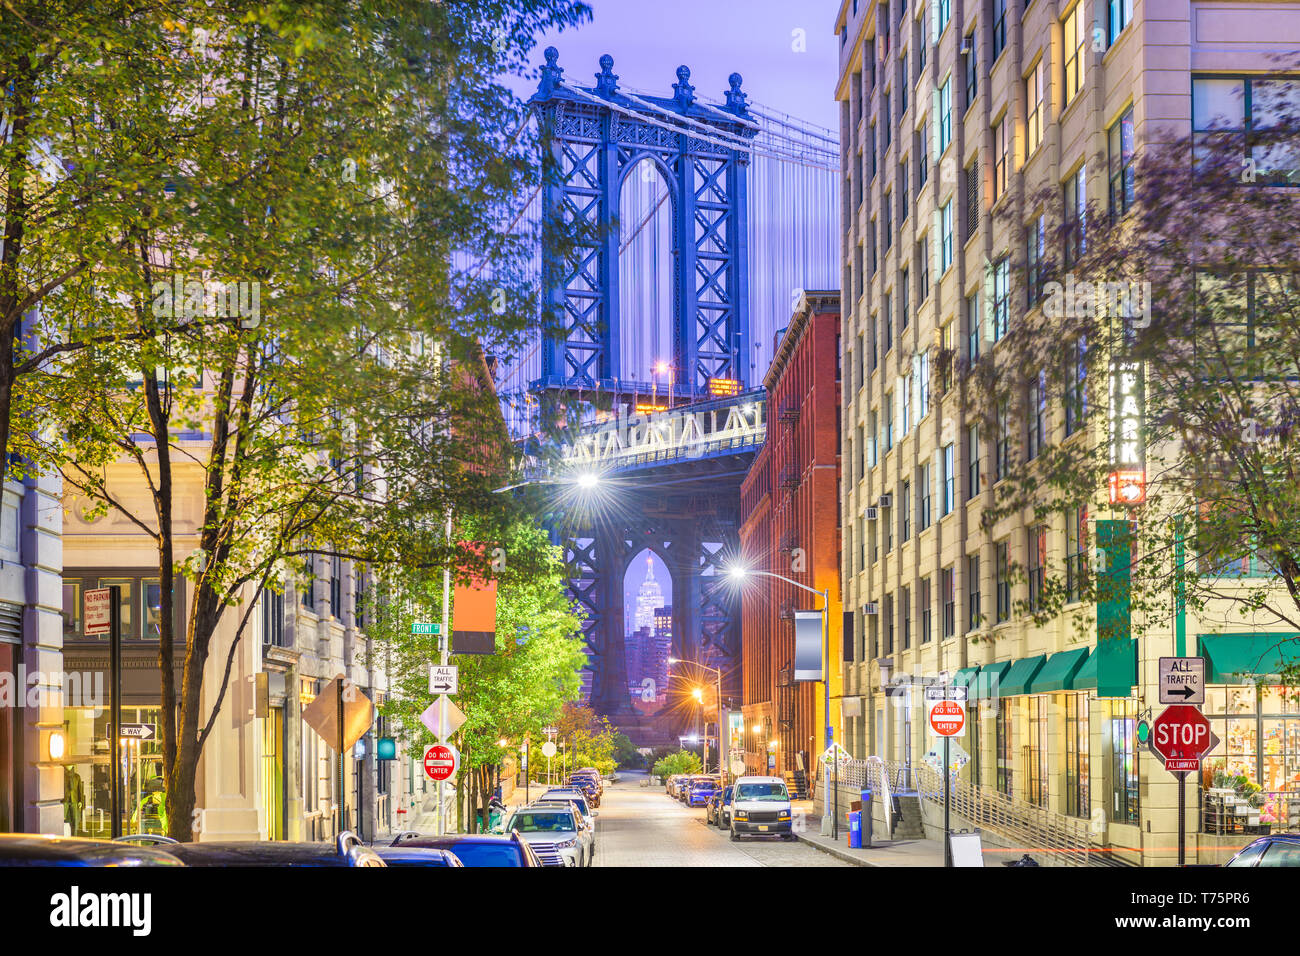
[847,811,863,848]
[860,790,873,848]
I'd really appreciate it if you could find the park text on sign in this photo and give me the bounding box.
[1158,657,1205,705]
[1108,360,1145,504]
[928,700,966,737]
[84,588,113,637]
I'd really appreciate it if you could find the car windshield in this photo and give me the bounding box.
[512,812,575,832]
[735,783,788,801]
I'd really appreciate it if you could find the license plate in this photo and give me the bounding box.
[759,825,769,831]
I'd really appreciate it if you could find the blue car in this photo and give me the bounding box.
[686,776,720,808]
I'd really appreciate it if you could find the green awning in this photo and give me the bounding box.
[952,666,980,689]
[1200,633,1300,682]
[1029,648,1090,693]
[999,655,1047,696]
[971,660,1011,700]
[1074,639,1137,691]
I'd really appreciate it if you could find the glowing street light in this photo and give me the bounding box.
[691,687,704,701]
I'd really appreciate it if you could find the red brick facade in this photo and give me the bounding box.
[738,292,842,776]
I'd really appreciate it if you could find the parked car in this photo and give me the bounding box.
[531,800,595,865]
[0,833,185,867]
[686,776,719,808]
[372,846,464,867]
[681,775,717,804]
[567,773,602,804]
[706,786,733,827]
[1224,833,1300,866]
[540,789,597,831]
[504,806,586,867]
[667,774,692,797]
[730,776,794,841]
[571,768,603,793]
[389,832,543,867]
[162,831,385,866]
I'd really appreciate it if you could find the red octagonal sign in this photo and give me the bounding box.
[423,744,459,782]
[1150,704,1213,772]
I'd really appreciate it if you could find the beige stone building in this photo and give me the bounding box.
[833,0,1300,864]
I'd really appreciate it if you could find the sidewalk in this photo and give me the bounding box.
[791,798,955,867]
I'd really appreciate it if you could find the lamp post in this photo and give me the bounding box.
[728,565,837,837]
[669,657,725,780]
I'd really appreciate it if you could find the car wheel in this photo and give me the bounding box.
[729,828,740,841]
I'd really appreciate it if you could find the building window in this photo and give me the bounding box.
[869,123,878,179]
[262,588,286,647]
[919,462,932,530]
[900,267,910,328]
[883,293,893,353]
[1108,106,1135,218]
[918,236,930,299]
[1107,0,1132,45]
[967,554,981,630]
[942,442,955,515]
[354,564,366,629]
[916,126,929,188]
[899,53,908,116]
[1065,693,1091,818]
[992,256,1010,341]
[995,540,1010,623]
[993,114,1009,201]
[996,703,1013,795]
[964,160,980,242]
[940,201,954,272]
[994,401,1010,482]
[1025,59,1044,154]
[1026,368,1046,460]
[938,77,952,153]
[992,0,1008,59]
[901,370,911,435]
[871,315,880,370]
[1063,3,1085,104]
[867,413,878,466]
[920,576,932,643]
[884,593,894,653]
[1064,163,1087,266]
[1065,505,1089,602]
[967,290,981,361]
[940,321,954,391]
[884,390,894,450]
[1027,524,1046,611]
[1108,699,1141,824]
[937,0,951,34]
[918,350,930,418]
[1064,335,1087,436]
[1026,214,1045,305]
[966,423,981,500]
[942,566,955,638]
[330,554,343,619]
[883,91,892,147]
[301,558,316,610]
[1026,695,1050,808]
[900,479,911,541]
[899,161,909,223]
[901,585,912,649]
[883,193,893,250]
[963,32,977,110]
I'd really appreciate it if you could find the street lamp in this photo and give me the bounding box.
[727,563,838,838]
[492,471,602,495]
[668,657,726,780]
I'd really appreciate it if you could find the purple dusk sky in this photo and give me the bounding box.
[510,0,844,132]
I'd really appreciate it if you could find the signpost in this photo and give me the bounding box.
[85,587,121,836]
[926,684,968,868]
[1150,703,1217,866]
[423,744,459,782]
[428,664,458,695]
[1158,656,1205,705]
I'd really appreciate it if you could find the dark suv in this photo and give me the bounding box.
[0,834,184,867]
[162,831,384,866]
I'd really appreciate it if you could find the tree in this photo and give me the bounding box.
[40,0,590,840]
[370,518,587,831]
[652,750,702,779]
[948,65,1300,681]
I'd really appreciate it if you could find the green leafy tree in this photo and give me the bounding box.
[652,750,702,779]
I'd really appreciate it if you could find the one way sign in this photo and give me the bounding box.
[1159,657,1205,705]
[428,664,458,696]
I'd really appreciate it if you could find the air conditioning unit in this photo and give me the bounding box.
[878,493,893,508]
[862,602,880,615]
[864,506,879,521]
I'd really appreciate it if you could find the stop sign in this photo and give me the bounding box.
[423,743,459,782]
[928,699,966,737]
[1150,704,1213,771]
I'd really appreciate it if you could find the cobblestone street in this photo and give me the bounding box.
[592,775,850,867]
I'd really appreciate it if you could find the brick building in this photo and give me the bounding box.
[739,292,843,779]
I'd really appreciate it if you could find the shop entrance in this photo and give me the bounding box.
[262,706,285,840]
[62,705,166,837]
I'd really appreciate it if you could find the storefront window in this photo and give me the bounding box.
[143,579,164,639]
[1024,696,1049,808]
[1204,683,1300,832]
[1064,692,1090,817]
[996,703,1013,796]
[1107,699,1140,824]
[62,581,81,639]
[61,705,166,837]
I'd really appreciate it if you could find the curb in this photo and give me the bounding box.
[795,832,880,867]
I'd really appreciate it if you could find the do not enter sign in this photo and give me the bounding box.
[423,743,460,782]
[928,699,966,737]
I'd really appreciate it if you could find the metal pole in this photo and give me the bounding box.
[717,670,724,781]
[525,734,530,803]
[944,735,952,867]
[822,588,835,838]
[109,586,122,838]
[1181,770,1190,863]
[438,509,451,835]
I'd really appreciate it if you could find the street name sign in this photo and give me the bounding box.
[423,744,459,782]
[411,622,442,635]
[84,587,113,637]
[1150,704,1215,772]
[418,696,466,739]
[428,664,458,695]
[1158,656,1205,705]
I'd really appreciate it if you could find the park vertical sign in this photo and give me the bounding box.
[1108,360,1146,505]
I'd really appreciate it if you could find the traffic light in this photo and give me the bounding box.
[1137,719,1150,744]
